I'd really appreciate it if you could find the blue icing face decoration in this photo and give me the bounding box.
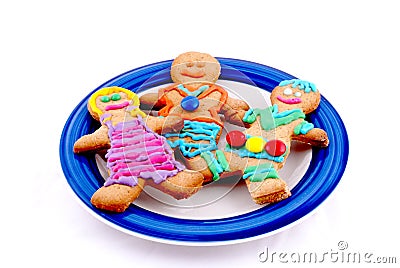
[181,96,200,111]
[279,79,317,93]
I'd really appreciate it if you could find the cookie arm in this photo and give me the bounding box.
[143,115,184,134]
[221,97,250,127]
[73,125,110,153]
[139,93,164,110]
[292,128,329,147]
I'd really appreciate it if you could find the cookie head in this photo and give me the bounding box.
[270,79,321,114]
[88,86,143,121]
[170,51,221,85]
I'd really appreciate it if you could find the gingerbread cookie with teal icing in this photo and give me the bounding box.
[73,86,204,212]
[221,79,329,204]
[139,51,250,183]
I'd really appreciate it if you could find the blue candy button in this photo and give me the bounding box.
[181,96,199,111]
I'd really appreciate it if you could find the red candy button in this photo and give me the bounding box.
[226,130,246,148]
[265,140,286,156]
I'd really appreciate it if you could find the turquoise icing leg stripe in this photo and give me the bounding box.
[164,120,221,158]
[243,168,274,179]
[200,151,222,181]
[206,151,223,174]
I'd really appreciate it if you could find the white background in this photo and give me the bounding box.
[1,0,399,267]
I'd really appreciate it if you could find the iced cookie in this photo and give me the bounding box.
[140,52,250,182]
[73,86,203,212]
[222,79,329,204]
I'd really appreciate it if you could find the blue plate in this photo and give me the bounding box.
[59,58,349,245]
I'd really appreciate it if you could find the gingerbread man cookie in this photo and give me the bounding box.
[139,52,250,183]
[222,79,329,204]
[73,86,203,212]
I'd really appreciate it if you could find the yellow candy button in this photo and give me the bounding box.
[245,136,265,153]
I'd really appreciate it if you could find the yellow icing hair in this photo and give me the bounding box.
[88,86,146,118]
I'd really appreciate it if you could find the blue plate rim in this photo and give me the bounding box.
[59,57,349,245]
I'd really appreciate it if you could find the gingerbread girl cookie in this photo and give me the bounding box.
[73,86,203,212]
[222,79,329,204]
[139,51,250,183]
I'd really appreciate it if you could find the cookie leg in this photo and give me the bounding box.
[245,179,291,205]
[177,154,215,183]
[223,151,291,204]
[174,149,236,184]
[91,179,145,212]
[146,170,204,199]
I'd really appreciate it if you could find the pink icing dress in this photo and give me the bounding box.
[100,114,185,187]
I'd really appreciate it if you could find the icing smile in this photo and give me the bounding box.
[105,101,130,111]
[180,69,206,78]
[277,95,302,104]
